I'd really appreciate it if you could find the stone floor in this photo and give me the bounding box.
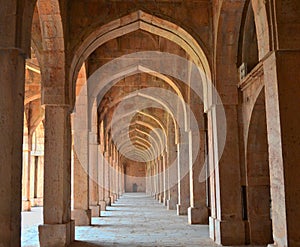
[71,193,218,247]
[21,193,262,247]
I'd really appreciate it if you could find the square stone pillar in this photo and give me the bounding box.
[89,132,100,217]
[177,133,190,215]
[104,152,111,206]
[39,105,75,246]
[208,105,245,245]
[158,156,164,203]
[98,150,106,211]
[71,80,91,226]
[162,152,169,206]
[167,167,178,210]
[264,51,300,247]
[72,139,91,226]
[109,154,116,204]
[22,133,32,211]
[117,161,122,197]
[167,132,178,210]
[146,164,150,194]
[0,48,25,247]
[188,130,208,224]
[155,160,160,200]
[122,164,125,194]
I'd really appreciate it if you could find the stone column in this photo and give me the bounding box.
[264,51,300,247]
[113,148,119,200]
[167,164,178,210]
[38,104,75,246]
[208,104,245,245]
[177,132,190,215]
[155,160,160,200]
[188,130,208,224]
[71,79,91,226]
[98,150,106,211]
[116,161,119,200]
[22,132,32,211]
[150,162,154,197]
[158,156,164,203]
[104,152,111,206]
[109,149,115,203]
[118,158,122,198]
[0,48,25,247]
[71,139,91,226]
[121,164,125,194]
[89,132,100,217]
[150,164,154,196]
[148,163,152,196]
[167,135,178,210]
[162,151,169,206]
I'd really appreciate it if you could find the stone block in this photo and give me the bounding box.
[167,200,176,210]
[215,219,245,245]
[38,221,75,247]
[99,200,106,211]
[89,205,100,217]
[177,204,188,215]
[71,209,91,226]
[188,206,208,224]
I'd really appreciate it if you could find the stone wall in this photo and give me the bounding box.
[124,161,146,192]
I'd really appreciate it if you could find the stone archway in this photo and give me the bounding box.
[245,89,272,245]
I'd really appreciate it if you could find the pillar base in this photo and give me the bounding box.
[38,220,75,247]
[177,204,188,215]
[249,218,273,244]
[211,217,245,245]
[158,194,164,203]
[99,200,106,211]
[188,206,209,224]
[89,205,100,217]
[167,199,176,210]
[71,209,91,226]
[22,200,31,211]
[110,195,115,204]
[209,216,215,240]
[113,194,118,202]
[163,197,168,206]
[106,197,111,206]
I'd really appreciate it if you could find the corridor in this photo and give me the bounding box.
[22,193,218,247]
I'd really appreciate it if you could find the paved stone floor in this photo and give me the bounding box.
[21,193,263,247]
[71,193,218,247]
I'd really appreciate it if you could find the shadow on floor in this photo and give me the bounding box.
[70,241,103,247]
[69,241,143,247]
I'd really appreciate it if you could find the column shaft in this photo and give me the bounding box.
[264,51,300,247]
[39,104,75,246]
[22,133,32,211]
[188,130,209,224]
[0,48,25,247]
[177,133,190,215]
[89,132,100,217]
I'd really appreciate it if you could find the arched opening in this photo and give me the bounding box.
[245,89,273,245]
[238,0,259,77]
[21,45,45,246]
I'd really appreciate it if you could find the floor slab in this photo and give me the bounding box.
[21,193,264,247]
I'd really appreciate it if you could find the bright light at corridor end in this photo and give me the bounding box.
[74,51,227,193]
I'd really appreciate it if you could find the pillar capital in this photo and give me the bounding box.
[0,47,27,58]
[42,104,72,112]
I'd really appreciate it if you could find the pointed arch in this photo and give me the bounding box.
[69,10,211,109]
